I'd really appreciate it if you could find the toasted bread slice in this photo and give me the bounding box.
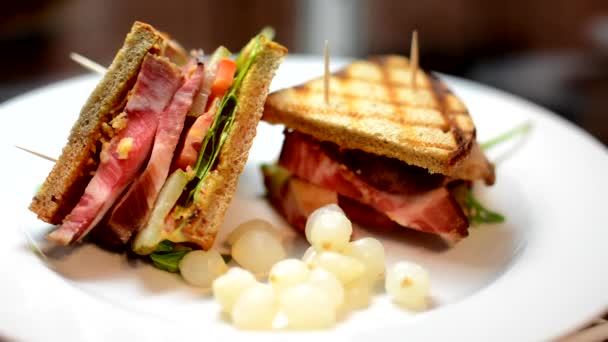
[263,55,480,176]
[30,22,165,224]
[176,37,288,249]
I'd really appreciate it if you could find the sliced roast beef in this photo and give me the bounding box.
[47,55,183,245]
[277,132,469,243]
[106,62,205,243]
[263,164,465,243]
[338,195,401,233]
[309,133,446,194]
[263,164,397,233]
[285,131,494,191]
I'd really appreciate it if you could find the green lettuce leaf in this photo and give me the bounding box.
[234,27,274,69]
[261,163,292,202]
[466,189,505,225]
[464,121,532,224]
[150,251,189,273]
[481,121,532,150]
[187,31,266,203]
[154,240,175,253]
[149,240,192,273]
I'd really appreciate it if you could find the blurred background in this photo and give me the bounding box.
[1,0,607,144]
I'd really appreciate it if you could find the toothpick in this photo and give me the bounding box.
[70,52,107,74]
[324,40,330,104]
[410,30,419,89]
[15,145,57,163]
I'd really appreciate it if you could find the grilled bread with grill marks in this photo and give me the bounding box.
[263,55,492,181]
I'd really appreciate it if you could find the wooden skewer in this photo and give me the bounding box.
[15,145,57,163]
[70,52,107,74]
[410,30,419,89]
[324,40,330,105]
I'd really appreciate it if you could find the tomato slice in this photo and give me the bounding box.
[209,58,237,102]
[173,98,220,171]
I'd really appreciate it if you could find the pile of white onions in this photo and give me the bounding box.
[178,204,431,330]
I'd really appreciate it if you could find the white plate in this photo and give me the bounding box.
[0,56,606,341]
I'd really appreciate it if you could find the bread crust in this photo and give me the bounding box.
[180,38,287,249]
[30,22,164,224]
[263,55,478,176]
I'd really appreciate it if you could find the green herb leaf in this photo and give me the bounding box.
[221,254,232,264]
[481,121,532,150]
[149,240,193,273]
[260,26,275,41]
[466,189,505,225]
[187,31,264,203]
[261,163,292,200]
[234,27,272,70]
[150,251,190,273]
[190,94,238,200]
[162,29,268,239]
[154,240,176,253]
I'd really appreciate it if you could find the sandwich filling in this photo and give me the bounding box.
[47,31,271,250]
[106,60,205,243]
[48,55,183,245]
[263,131,490,244]
[131,34,266,254]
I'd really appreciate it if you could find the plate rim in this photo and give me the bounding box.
[1,56,607,341]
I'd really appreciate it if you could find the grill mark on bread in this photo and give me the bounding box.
[375,58,422,145]
[293,78,471,131]
[379,59,401,115]
[428,74,472,165]
[426,75,451,135]
[263,55,480,175]
[361,56,432,87]
[286,120,455,151]
[334,73,433,89]
[296,86,455,110]
[285,103,449,130]
[375,57,453,151]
